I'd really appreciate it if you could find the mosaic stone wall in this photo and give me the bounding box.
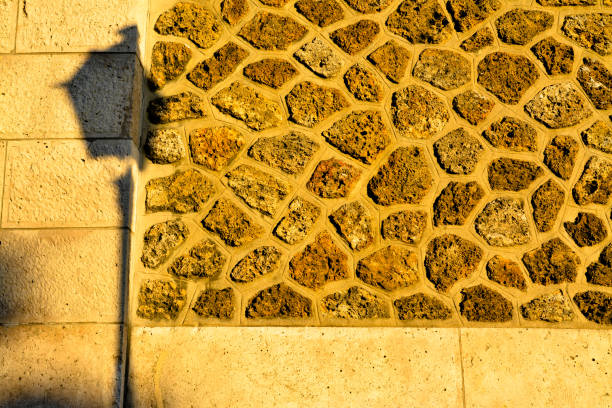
[133,0,612,327]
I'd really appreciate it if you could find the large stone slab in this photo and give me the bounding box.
[0,0,16,52]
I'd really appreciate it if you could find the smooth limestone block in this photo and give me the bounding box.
[128,327,463,408]
[0,229,126,323]
[0,324,123,407]
[0,0,17,52]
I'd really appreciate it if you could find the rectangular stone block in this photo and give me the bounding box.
[0,229,127,323]
[128,327,463,408]
[461,328,612,408]
[0,0,17,52]
[2,140,134,228]
[0,54,141,139]
[0,324,123,407]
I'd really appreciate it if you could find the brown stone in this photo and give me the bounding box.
[394,294,452,320]
[460,285,513,322]
[582,121,612,154]
[577,58,612,110]
[381,210,427,244]
[385,0,452,44]
[543,135,579,180]
[330,20,379,55]
[293,37,343,78]
[143,129,186,164]
[521,291,574,323]
[562,13,612,56]
[356,246,419,291]
[137,279,186,320]
[367,40,411,83]
[248,132,319,175]
[525,83,592,129]
[573,156,612,205]
[145,169,215,213]
[344,0,392,13]
[221,0,249,25]
[329,201,374,251]
[452,91,495,126]
[391,85,449,139]
[259,0,290,6]
[433,128,484,175]
[294,0,344,27]
[202,199,264,247]
[487,158,543,191]
[532,179,565,233]
[141,219,189,269]
[307,158,361,199]
[495,9,553,45]
[460,27,495,53]
[285,81,349,127]
[538,0,596,4]
[343,64,382,102]
[522,238,580,285]
[413,49,471,90]
[230,246,283,283]
[573,291,612,324]
[192,288,234,319]
[475,197,531,247]
[531,37,574,75]
[187,42,249,91]
[321,286,390,319]
[564,212,608,247]
[147,92,206,124]
[424,234,483,292]
[168,239,226,279]
[433,181,485,226]
[486,256,527,291]
[586,243,612,286]
[447,0,500,32]
[225,164,290,216]
[274,197,321,245]
[190,126,245,171]
[238,12,308,50]
[243,59,298,89]
[477,52,539,104]
[154,2,222,49]
[482,117,537,152]
[245,283,312,318]
[149,41,192,90]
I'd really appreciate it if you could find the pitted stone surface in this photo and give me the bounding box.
[522,238,580,285]
[413,49,471,91]
[202,199,264,247]
[154,2,222,49]
[243,59,298,89]
[307,158,362,198]
[391,85,449,139]
[321,286,390,319]
[381,210,427,244]
[564,212,608,247]
[532,179,565,233]
[460,285,513,322]
[452,91,495,126]
[531,37,574,76]
[137,279,186,320]
[149,41,192,90]
[495,8,554,45]
[386,0,452,44]
[367,40,411,83]
[394,294,452,320]
[238,12,308,50]
[147,92,206,124]
[275,197,321,244]
[460,27,495,52]
[343,64,383,102]
[573,291,612,324]
[212,82,283,130]
[141,219,189,269]
[344,0,392,13]
[573,156,612,205]
[582,121,612,154]
[447,0,500,32]
[295,0,344,27]
[192,288,235,319]
[488,158,543,191]
[544,135,579,180]
[486,256,527,291]
[289,232,349,289]
[577,58,611,110]
[425,234,483,292]
[187,42,249,91]
[586,245,612,286]
[190,126,245,171]
[475,197,531,247]
[433,128,484,175]
[145,169,215,213]
[525,83,592,129]
[477,52,539,104]
[356,245,419,291]
[330,20,379,55]
[294,37,343,78]
[248,132,319,175]
[562,13,612,56]
[482,117,537,152]
[221,0,249,25]
[433,181,484,226]
[230,246,283,283]
[286,81,349,127]
[521,291,575,323]
[225,164,290,216]
[329,201,374,251]
[245,283,312,318]
[168,239,226,279]
[143,129,186,164]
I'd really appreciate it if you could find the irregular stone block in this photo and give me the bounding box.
[192,288,234,319]
[452,91,495,126]
[367,40,411,83]
[532,179,565,232]
[344,0,392,13]
[425,234,483,292]
[459,285,513,322]
[433,128,484,175]
[329,201,374,251]
[475,197,531,247]
[487,158,543,191]
[447,0,500,32]
[307,158,361,198]
[433,181,484,226]
[147,92,206,124]
[154,2,221,49]
[202,199,264,247]
[356,246,419,291]
[294,0,344,27]
[137,279,186,320]
[573,156,612,205]
[330,20,379,54]
[145,169,215,213]
[293,37,343,78]
[460,27,494,52]
[413,49,471,90]
[321,286,390,319]
[238,12,308,50]
[230,246,282,283]
[486,256,527,291]
[286,81,348,127]
[477,52,539,104]
[522,238,580,285]
[394,294,452,320]
[190,126,245,171]
[143,129,186,164]
[562,13,612,56]
[582,121,612,154]
[391,85,449,139]
[221,0,249,25]
[289,232,348,289]
[381,210,427,244]
[572,291,612,324]
[187,42,249,91]
[274,197,321,244]
[577,58,611,110]
[243,58,298,88]
[248,132,318,174]
[260,0,290,5]
[482,117,537,152]
[525,83,592,129]
[245,283,312,318]
[225,164,290,216]
[564,212,608,247]
[586,243,612,286]
[168,239,226,279]
[149,41,192,90]
[495,9,553,45]
[543,135,579,180]
[141,219,188,269]
[343,64,382,102]
[521,291,574,323]
[531,37,574,75]
[386,0,452,44]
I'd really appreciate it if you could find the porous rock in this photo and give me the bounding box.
[145,169,215,213]
[531,37,574,75]
[521,291,575,323]
[381,210,427,244]
[221,0,249,25]
[329,201,374,251]
[532,179,565,232]
[225,164,290,216]
[248,131,319,174]
[460,284,513,322]
[187,42,249,91]
[482,117,537,152]
[274,197,321,244]
[243,59,298,88]
[192,288,234,319]
[321,286,390,319]
[577,58,612,110]
[344,0,392,13]
[582,121,612,154]
[154,2,222,49]
[488,158,543,191]
[190,126,245,171]
[486,256,527,291]
[141,219,189,269]
[413,49,471,90]
[289,232,349,289]
[356,245,419,291]
[293,37,343,78]
[474,197,531,247]
[424,234,483,292]
[386,0,452,44]
[147,92,206,124]
[394,294,452,320]
[391,85,449,139]
[330,20,380,55]
[562,13,612,56]
[137,279,186,320]
[149,41,192,89]
[538,0,596,4]
[168,239,226,278]
[212,82,283,130]
[294,0,344,27]
[460,27,495,53]
[573,291,612,324]
[202,199,264,247]
[343,64,382,102]
[543,135,579,180]
[433,181,485,226]
[286,81,349,127]
[230,246,283,282]
[307,158,361,198]
[477,52,539,104]
[564,212,608,247]
[586,243,612,287]
[522,238,580,285]
[495,8,554,45]
[525,83,592,129]
[143,129,186,164]
[367,40,411,83]
[447,0,500,32]
[246,283,312,318]
[452,91,495,126]
[573,156,612,205]
[238,12,308,50]
[433,128,484,175]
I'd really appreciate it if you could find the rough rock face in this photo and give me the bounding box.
[531,37,574,75]
[149,41,192,89]
[322,110,390,164]
[154,2,222,49]
[243,59,298,89]
[192,288,234,319]
[577,58,611,110]
[521,291,574,323]
[391,85,449,139]
[367,41,411,83]
[145,169,215,213]
[259,0,290,5]
[433,181,484,226]
[522,238,580,285]
[532,179,565,232]
[307,158,361,198]
[211,82,283,131]
[168,240,226,279]
[330,20,379,54]
[475,198,531,247]
[221,0,249,25]
[572,291,612,325]
[274,197,321,244]
[586,243,612,286]
[488,158,543,191]
[225,164,290,216]
[381,210,427,244]
[495,9,553,45]
[460,27,494,52]
[343,65,382,102]
[230,246,283,282]
[137,279,186,320]
[394,294,452,320]
[477,52,539,104]
[424,234,483,292]
[538,0,596,4]
[562,14,612,56]
[344,0,392,13]
[289,232,349,289]
[368,146,433,205]
[447,0,500,32]
[294,0,344,27]
[582,121,612,154]
[482,117,537,152]
[433,128,484,175]
[285,82,349,127]
[329,201,374,251]
[143,129,186,164]
[321,286,390,319]
[486,256,527,291]
[245,283,312,318]
[202,199,264,246]
[187,42,249,91]
[141,219,188,269]
[572,156,612,205]
[293,37,343,78]
[460,285,513,322]
[189,127,244,171]
[248,132,319,174]
[356,246,419,291]
[525,83,592,129]
[452,91,495,126]
[238,12,308,50]
[147,92,206,124]
[413,49,471,90]
[386,0,452,44]
[543,135,579,180]
[564,212,608,247]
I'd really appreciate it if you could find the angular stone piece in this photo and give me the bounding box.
[145,169,215,213]
[522,238,580,285]
[187,42,249,91]
[573,156,612,205]
[482,117,537,152]
[452,91,495,126]
[321,286,390,319]
[192,288,234,319]
[562,13,612,56]
[386,0,452,44]
[391,85,449,139]
[573,291,612,325]
[477,52,539,104]
[225,164,290,216]
[168,239,226,279]
[447,0,500,32]
[294,0,344,27]
[274,197,321,244]
[433,181,485,226]
[147,92,206,124]
[154,2,222,49]
[425,234,483,292]
[212,82,283,130]
[586,245,612,286]
[475,197,531,247]
[330,20,379,55]
[248,132,319,174]
[496,8,554,45]
[525,83,592,129]
[521,291,575,323]
[238,12,308,50]
[289,232,349,289]
[460,285,513,322]
[532,179,565,232]
[230,246,283,283]
[190,126,245,171]
[394,294,452,320]
[245,283,312,318]
[486,256,527,291]
[531,37,574,75]
[202,199,264,247]
[293,37,343,78]
[488,158,543,191]
[344,0,392,13]
[143,129,186,164]
[286,81,349,127]
[577,58,611,110]
[343,64,382,102]
[367,40,411,83]
[433,128,484,175]
[141,219,188,269]
[564,212,608,247]
[137,279,186,320]
[460,27,495,53]
[582,121,612,154]
[544,135,579,180]
[381,210,427,244]
[221,0,249,25]
[243,58,298,88]
[329,201,374,251]
[413,49,471,90]
[149,41,192,90]
[357,245,419,290]
[307,158,361,198]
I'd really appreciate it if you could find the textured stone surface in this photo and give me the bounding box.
[289,232,348,289]
[573,156,612,205]
[294,0,344,27]
[522,238,580,285]
[452,91,495,126]
[147,92,206,124]
[486,256,527,291]
[154,2,221,49]
[425,234,483,292]
[562,13,612,56]
[226,164,290,216]
[460,27,494,52]
[168,240,226,279]
[487,158,543,191]
[187,42,249,91]
[532,179,565,232]
[260,0,290,6]
[149,41,191,90]
[496,9,553,45]
[525,83,592,129]
[330,20,379,54]
[192,288,234,319]
[356,246,419,291]
[433,128,484,175]
[293,37,343,78]
[286,81,349,127]
[141,219,188,269]
[447,0,500,32]
[344,64,382,102]
[143,129,186,164]
[586,243,612,286]
[239,12,307,50]
[531,37,574,75]
[582,121,612,154]
[381,210,427,244]
[386,0,452,44]
[190,126,245,171]
[394,294,452,320]
[543,135,579,180]
[145,169,214,213]
[413,49,471,90]
[391,85,449,139]
[538,0,596,4]
[249,132,318,174]
[344,0,392,13]
[137,279,186,320]
[307,158,361,198]
[482,117,537,152]
[367,40,411,83]
[573,291,612,324]
[202,199,264,247]
[460,285,513,322]
[434,181,484,226]
[243,59,298,88]
[477,52,539,104]
[221,0,248,25]
[564,212,608,247]
[577,58,611,110]
[475,197,531,247]
[521,291,574,323]
[230,246,283,283]
[329,201,374,251]
[246,283,312,318]
[321,286,390,319]
[212,82,283,130]
[274,197,321,244]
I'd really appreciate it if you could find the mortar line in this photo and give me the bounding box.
[458,328,467,408]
